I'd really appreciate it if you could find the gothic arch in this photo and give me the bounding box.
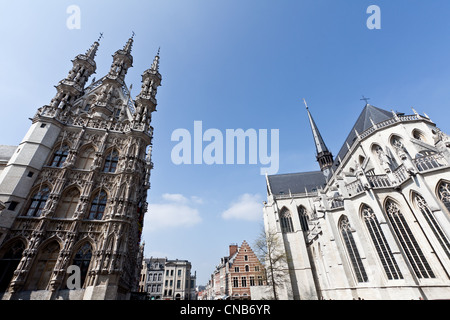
[436,179,450,215]
[75,144,97,170]
[0,238,26,292]
[54,187,81,219]
[297,205,309,232]
[49,143,71,168]
[25,239,62,291]
[87,189,108,220]
[68,240,94,289]
[338,215,368,283]
[102,148,119,173]
[359,203,403,280]
[279,207,294,234]
[383,197,435,279]
[410,190,450,259]
[22,184,52,217]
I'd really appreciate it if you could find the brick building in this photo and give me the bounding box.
[209,240,265,300]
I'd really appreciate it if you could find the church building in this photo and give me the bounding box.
[263,100,450,300]
[0,35,162,300]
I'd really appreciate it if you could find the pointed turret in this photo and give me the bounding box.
[49,38,101,110]
[134,48,162,133]
[107,35,134,85]
[304,99,334,178]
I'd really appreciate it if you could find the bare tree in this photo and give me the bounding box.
[253,225,288,300]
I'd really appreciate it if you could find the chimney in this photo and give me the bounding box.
[229,244,238,257]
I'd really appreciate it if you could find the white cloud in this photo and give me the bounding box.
[144,194,203,232]
[221,193,263,222]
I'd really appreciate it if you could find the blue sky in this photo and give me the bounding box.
[1,1,450,286]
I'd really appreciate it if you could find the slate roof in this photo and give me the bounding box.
[333,104,393,167]
[268,171,326,195]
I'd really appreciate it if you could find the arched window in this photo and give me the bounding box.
[88,190,107,220]
[385,199,435,279]
[437,181,450,214]
[25,186,50,217]
[71,242,93,288]
[298,206,309,232]
[50,145,69,168]
[55,188,80,219]
[26,241,60,290]
[414,193,450,259]
[339,216,368,283]
[361,205,403,280]
[280,207,294,233]
[103,149,119,173]
[0,240,25,292]
[75,147,95,170]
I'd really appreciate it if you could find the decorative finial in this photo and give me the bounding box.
[131,31,136,39]
[157,46,160,56]
[98,32,104,42]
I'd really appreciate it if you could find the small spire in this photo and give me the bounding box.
[123,33,134,54]
[85,39,100,60]
[150,48,160,72]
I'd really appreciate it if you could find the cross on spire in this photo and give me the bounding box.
[98,32,104,42]
[360,95,370,105]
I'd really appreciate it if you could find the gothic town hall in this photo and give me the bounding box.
[0,36,161,300]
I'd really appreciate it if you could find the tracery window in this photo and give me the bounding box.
[103,149,119,173]
[437,181,450,214]
[0,240,25,292]
[414,194,450,259]
[55,188,80,219]
[72,243,93,288]
[50,145,69,168]
[25,186,50,217]
[339,216,368,283]
[385,200,435,279]
[75,147,95,170]
[362,205,403,280]
[298,206,309,232]
[88,190,107,220]
[280,207,294,233]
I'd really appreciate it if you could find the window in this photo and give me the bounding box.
[249,276,255,286]
[88,190,107,220]
[254,266,259,272]
[72,243,92,288]
[50,145,69,168]
[257,276,263,286]
[298,206,309,231]
[437,181,450,214]
[241,277,247,287]
[339,216,368,283]
[245,265,249,272]
[244,255,248,261]
[25,186,50,217]
[55,188,80,219]
[0,240,25,292]
[103,149,119,173]
[76,147,95,170]
[234,267,239,272]
[385,199,435,279]
[178,269,182,276]
[362,205,403,280]
[177,280,181,289]
[280,207,294,233]
[414,193,450,259]
[233,277,238,288]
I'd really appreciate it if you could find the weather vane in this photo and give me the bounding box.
[98,32,104,42]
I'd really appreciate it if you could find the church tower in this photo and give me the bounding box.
[304,100,334,178]
[0,35,162,300]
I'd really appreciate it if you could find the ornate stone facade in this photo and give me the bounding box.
[0,36,161,300]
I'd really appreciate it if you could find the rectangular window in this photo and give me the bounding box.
[257,276,263,286]
[234,267,239,272]
[250,276,255,286]
[233,277,239,288]
[241,277,247,287]
[177,280,181,289]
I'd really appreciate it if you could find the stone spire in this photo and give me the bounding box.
[48,38,100,110]
[107,35,134,85]
[133,48,162,132]
[304,99,334,177]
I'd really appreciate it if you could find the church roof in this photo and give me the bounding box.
[334,104,393,166]
[268,171,326,195]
